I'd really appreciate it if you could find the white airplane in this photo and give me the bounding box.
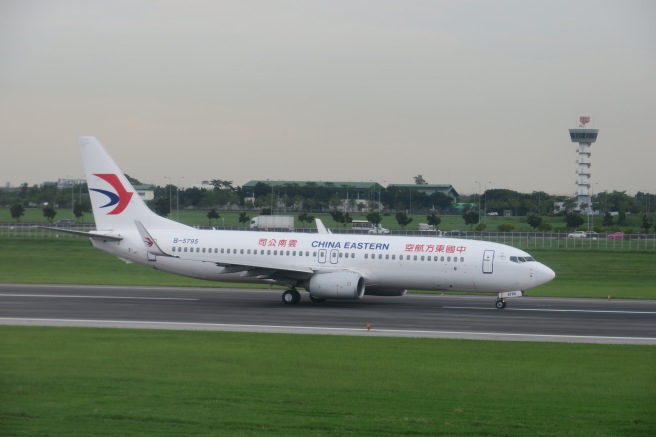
[47,137,555,309]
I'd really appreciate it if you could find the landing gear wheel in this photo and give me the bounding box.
[309,295,326,303]
[282,289,301,305]
[495,299,507,309]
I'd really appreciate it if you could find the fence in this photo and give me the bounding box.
[1,223,655,251]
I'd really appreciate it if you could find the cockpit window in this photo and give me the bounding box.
[510,256,536,263]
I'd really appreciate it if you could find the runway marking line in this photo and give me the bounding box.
[1,317,655,344]
[0,293,198,301]
[444,306,656,315]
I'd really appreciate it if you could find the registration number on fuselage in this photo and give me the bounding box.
[172,238,199,244]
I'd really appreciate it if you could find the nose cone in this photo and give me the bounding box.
[534,263,556,286]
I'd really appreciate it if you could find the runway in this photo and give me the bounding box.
[1,283,655,345]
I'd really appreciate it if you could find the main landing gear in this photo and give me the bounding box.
[495,291,523,309]
[281,288,327,304]
[281,288,301,305]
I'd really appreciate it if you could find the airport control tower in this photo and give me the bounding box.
[569,116,599,212]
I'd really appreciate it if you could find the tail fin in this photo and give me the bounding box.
[81,137,189,231]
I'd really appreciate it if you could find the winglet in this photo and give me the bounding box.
[315,218,332,234]
[134,220,176,257]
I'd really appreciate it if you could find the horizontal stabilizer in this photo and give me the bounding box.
[37,226,123,241]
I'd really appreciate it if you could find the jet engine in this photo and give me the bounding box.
[364,288,407,297]
[307,271,365,300]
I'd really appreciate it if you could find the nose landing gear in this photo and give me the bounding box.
[495,290,523,309]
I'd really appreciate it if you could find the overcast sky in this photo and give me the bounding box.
[1,0,655,196]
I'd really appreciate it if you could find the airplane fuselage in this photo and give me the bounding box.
[92,228,554,295]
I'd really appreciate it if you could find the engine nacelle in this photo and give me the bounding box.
[364,288,407,297]
[307,271,365,300]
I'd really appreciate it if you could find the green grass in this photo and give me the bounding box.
[521,249,656,299]
[3,207,651,232]
[1,326,655,436]
[1,238,656,299]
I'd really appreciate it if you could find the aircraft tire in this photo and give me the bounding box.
[282,289,301,305]
[309,295,326,303]
[495,299,506,309]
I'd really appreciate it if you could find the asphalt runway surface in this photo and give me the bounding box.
[1,283,655,345]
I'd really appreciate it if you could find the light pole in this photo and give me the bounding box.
[164,176,172,216]
[483,181,491,221]
[475,180,491,223]
[176,177,184,221]
[474,181,481,223]
[65,176,75,218]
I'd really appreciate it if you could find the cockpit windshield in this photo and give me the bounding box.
[509,256,535,263]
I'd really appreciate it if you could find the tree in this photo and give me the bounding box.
[618,210,627,226]
[73,201,91,223]
[207,208,219,226]
[395,212,412,228]
[10,203,25,222]
[602,212,614,228]
[426,213,441,229]
[329,210,350,227]
[641,214,653,233]
[298,213,315,226]
[498,224,515,232]
[413,175,427,185]
[564,212,584,229]
[153,197,170,217]
[526,214,543,229]
[462,210,479,229]
[366,212,383,227]
[537,222,552,232]
[42,205,57,222]
[238,211,251,225]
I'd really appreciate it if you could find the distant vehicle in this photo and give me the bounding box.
[487,212,498,216]
[352,220,390,234]
[418,223,435,231]
[367,224,391,235]
[567,231,587,238]
[249,216,294,231]
[585,231,599,239]
[53,219,75,227]
[445,230,466,237]
[607,232,624,240]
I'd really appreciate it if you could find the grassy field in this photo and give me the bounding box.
[2,207,650,232]
[1,239,655,436]
[1,238,655,299]
[2,326,655,436]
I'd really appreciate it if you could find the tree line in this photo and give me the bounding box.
[2,178,655,233]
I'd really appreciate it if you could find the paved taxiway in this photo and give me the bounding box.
[1,283,655,344]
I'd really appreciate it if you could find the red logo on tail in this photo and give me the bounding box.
[91,174,134,215]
